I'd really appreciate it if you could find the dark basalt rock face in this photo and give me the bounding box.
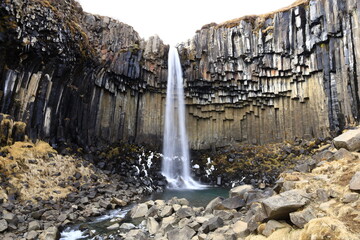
[0,0,168,150]
[1,0,360,150]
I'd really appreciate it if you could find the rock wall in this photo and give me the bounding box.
[1,0,360,150]
[179,0,360,148]
[0,0,168,149]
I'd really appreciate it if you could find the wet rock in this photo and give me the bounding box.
[40,226,59,240]
[120,222,136,231]
[333,129,360,151]
[349,172,360,191]
[262,189,310,219]
[111,197,127,207]
[107,223,120,230]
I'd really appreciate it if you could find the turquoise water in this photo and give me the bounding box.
[149,187,230,207]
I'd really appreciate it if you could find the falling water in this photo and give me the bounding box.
[162,46,204,189]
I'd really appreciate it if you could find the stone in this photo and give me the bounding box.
[178,218,191,229]
[130,203,148,219]
[201,216,224,233]
[159,205,173,217]
[125,229,147,240]
[333,129,360,151]
[289,207,317,228]
[107,223,119,230]
[349,172,360,191]
[232,220,249,238]
[147,217,159,235]
[329,148,357,162]
[0,219,8,232]
[111,197,127,207]
[262,189,310,219]
[342,193,359,203]
[25,230,39,240]
[3,211,18,225]
[176,207,195,218]
[41,226,59,240]
[119,222,136,231]
[188,221,201,231]
[167,226,196,240]
[229,185,253,198]
[262,220,289,237]
[215,196,245,210]
[205,197,223,213]
[28,220,41,231]
[146,205,159,218]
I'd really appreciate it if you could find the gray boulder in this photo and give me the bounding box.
[289,207,317,228]
[166,226,196,240]
[0,219,8,232]
[215,196,245,210]
[262,189,310,219]
[350,172,360,191]
[28,220,41,231]
[176,207,195,218]
[333,129,360,151]
[205,197,223,213]
[200,216,224,233]
[262,220,289,237]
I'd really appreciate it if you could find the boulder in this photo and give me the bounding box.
[159,205,173,217]
[40,226,59,240]
[232,220,249,238]
[111,197,127,207]
[167,226,196,240]
[205,197,223,213]
[25,230,39,240]
[342,193,359,203]
[176,207,195,218]
[229,185,253,198]
[0,219,8,232]
[130,203,148,219]
[125,229,147,240]
[262,220,289,237]
[147,217,159,235]
[262,189,310,219]
[119,222,136,231]
[200,216,224,233]
[329,148,357,162]
[215,196,245,210]
[3,211,18,225]
[107,223,120,230]
[28,220,41,231]
[349,172,360,191]
[289,207,317,228]
[333,129,360,151]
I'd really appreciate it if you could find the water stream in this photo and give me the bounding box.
[162,46,203,189]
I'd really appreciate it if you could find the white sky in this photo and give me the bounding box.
[78,0,297,45]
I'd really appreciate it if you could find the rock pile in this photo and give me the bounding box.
[119,129,360,239]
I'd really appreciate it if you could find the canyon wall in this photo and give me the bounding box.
[0,0,360,150]
[179,0,360,148]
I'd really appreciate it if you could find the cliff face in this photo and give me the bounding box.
[179,0,360,148]
[0,0,168,149]
[0,0,360,150]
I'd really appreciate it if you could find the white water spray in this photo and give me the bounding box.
[162,46,204,189]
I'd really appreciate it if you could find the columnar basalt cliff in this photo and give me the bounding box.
[1,0,360,150]
[0,0,168,149]
[179,0,360,148]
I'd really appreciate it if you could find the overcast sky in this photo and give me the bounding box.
[78,0,297,45]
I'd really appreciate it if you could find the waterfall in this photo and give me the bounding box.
[162,46,204,189]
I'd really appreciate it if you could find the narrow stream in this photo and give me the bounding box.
[60,187,229,239]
